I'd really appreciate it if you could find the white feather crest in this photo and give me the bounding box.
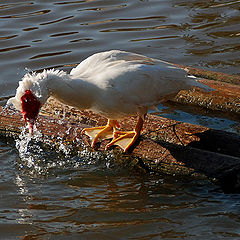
[7,69,66,111]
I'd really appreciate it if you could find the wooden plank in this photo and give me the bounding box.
[1,102,240,192]
[0,67,240,192]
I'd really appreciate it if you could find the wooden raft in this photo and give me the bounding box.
[0,67,240,192]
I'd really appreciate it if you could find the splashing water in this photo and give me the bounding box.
[15,125,45,173]
[15,124,119,178]
[55,105,66,125]
[15,125,80,177]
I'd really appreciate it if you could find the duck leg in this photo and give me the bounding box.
[81,120,118,147]
[105,116,144,152]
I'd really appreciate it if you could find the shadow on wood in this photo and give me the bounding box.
[161,136,240,193]
[1,65,240,192]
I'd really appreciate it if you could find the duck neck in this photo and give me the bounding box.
[46,70,97,110]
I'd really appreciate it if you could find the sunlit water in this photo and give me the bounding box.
[1,136,240,239]
[0,0,240,239]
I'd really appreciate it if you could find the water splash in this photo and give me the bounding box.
[54,105,66,125]
[15,125,44,173]
[15,126,68,177]
[14,124,119,178]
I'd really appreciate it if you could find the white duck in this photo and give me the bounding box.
[7,50,212,152]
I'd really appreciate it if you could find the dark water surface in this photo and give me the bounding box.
[1,137,240,240]
[0,0,240,239]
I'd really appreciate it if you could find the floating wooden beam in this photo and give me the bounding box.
[0,67,240,192]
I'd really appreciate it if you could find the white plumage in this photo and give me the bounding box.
[8,50,212,152]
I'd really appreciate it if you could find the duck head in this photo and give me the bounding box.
[20,89,41,135]
[6,70,51,135]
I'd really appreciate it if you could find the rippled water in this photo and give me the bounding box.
[1,0,240,239]
[1,0,240,99]
[1,137,240,239]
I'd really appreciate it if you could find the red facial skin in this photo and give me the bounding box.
[21,90,41,135]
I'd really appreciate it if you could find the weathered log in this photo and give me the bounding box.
[183,66,240,85]
[0,67,240,192]
[1,104,240,192]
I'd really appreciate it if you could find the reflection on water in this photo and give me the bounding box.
[1,139,240,239]
[0,0,240,239]
[155,103,240,134]
[0,0,240,100]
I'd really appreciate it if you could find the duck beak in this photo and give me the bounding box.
[27,119,35,136]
